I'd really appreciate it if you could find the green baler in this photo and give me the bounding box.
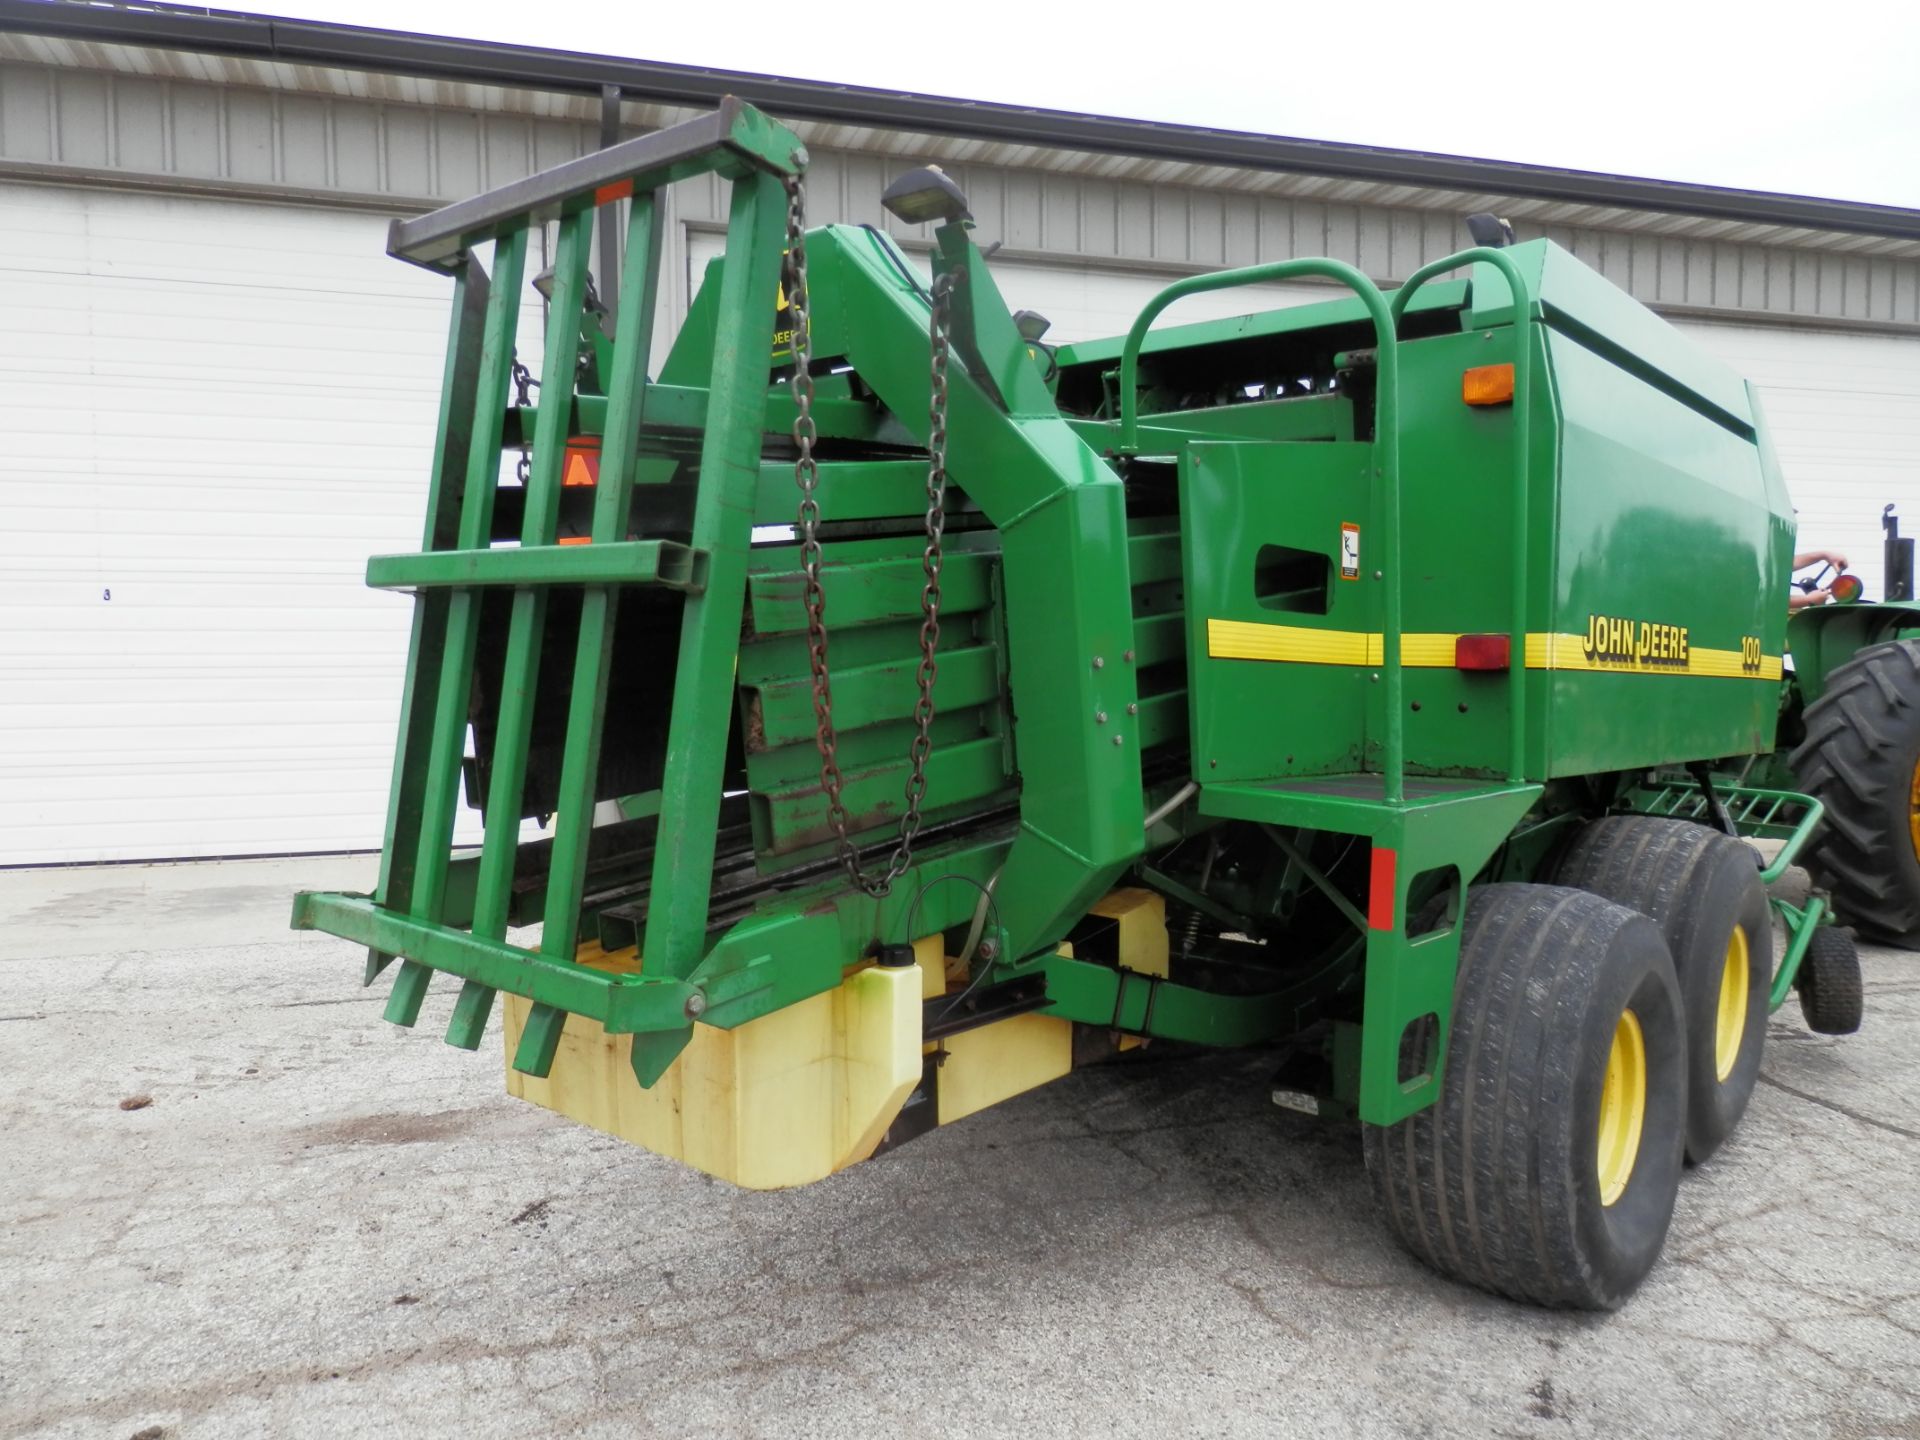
[294,102,1891,1309]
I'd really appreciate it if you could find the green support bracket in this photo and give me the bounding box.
[630,1028,693,1089]
[1769,893,1827,1011]
[1200,778,1540,1124]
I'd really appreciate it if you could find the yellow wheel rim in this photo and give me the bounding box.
[1597,1008,1647,1208]
[1714,925,1751,1082]
[1909,757,1920,862]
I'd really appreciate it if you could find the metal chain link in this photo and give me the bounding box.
[511,355,535,484]
[783,173,956,898]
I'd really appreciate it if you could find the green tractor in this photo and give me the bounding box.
[1770,509,1920,954]
[294,102,1907,1310]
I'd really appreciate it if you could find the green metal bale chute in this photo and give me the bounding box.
[296,103,1872,1308]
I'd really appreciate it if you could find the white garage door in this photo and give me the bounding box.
[0,184,516,865]
[1674,318,1920,602]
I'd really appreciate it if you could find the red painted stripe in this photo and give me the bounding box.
[1368,847,1398,931]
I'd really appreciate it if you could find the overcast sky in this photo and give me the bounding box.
[274,0,1920,209]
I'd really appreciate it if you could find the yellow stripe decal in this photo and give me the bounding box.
[1206,619,1376,666]
[1208,620,1781,680]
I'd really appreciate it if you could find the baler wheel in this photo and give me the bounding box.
[1548,817,1771,1165]
[1363,884,1686,1310]
[1790,638,1920,950]
[1797,927,1864,1036]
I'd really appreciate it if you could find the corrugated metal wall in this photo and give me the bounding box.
[4,61,1918,334]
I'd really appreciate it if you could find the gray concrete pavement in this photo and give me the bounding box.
[2,860,1918,1439]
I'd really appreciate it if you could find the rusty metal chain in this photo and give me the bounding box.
[783,173,955,898]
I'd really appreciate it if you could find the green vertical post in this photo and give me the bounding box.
[367,256,491,984]
[538,196,667,970]
[406,229,528,923]
[640,172,787,986]
[382,228,526,1026]
[1375,318,1402,805]
[1389,247,1533,784]
[448,210,594,1051]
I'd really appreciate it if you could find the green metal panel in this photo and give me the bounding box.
[1469,241,1755,434]
[1390,323,1536,777]
[1543,326,1785,771]
[1180,441,1378,780]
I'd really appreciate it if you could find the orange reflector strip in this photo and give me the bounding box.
[1455,633,1513,670]
[594,180,634,206]
[562,447,600,488]
[1368,848,1398,931]
[557,535,592,546]
[1463,363,1516,406]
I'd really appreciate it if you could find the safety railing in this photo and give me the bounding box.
[1112,260,1409,802]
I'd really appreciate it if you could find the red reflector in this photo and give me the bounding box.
[594,180,635,206]
[1368,848,1398,931]
[1455,633,1513,671]
[1831,573,1864,603]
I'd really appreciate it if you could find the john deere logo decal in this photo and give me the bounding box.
[1582,614,1691,669]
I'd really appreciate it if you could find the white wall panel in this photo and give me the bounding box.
[0,183,538,863]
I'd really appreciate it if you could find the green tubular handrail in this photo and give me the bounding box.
[1114,260,1406,803]
[1388,247,1535,785]
[1756,793,1825,885]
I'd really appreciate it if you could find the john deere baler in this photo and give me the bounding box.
[296,101,1844,1309]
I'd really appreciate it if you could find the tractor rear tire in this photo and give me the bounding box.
[1790,639,1920,950]
[1548,817,1771,1165]
[1363,884,1686,1310]
[1797,927,1864,1035]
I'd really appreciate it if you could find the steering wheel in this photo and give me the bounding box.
[1794,563,1864,602]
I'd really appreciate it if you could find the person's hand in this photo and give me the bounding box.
[1790,588,1832,611]
[1822,550,1850,572]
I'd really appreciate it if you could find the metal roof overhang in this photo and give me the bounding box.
[4,0,1919,249]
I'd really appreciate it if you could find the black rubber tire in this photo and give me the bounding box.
[1548,817,1772,1165]
[1363,884,1687,1310]
[1797,927,1864,1035]
[1790,639,1920,950]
